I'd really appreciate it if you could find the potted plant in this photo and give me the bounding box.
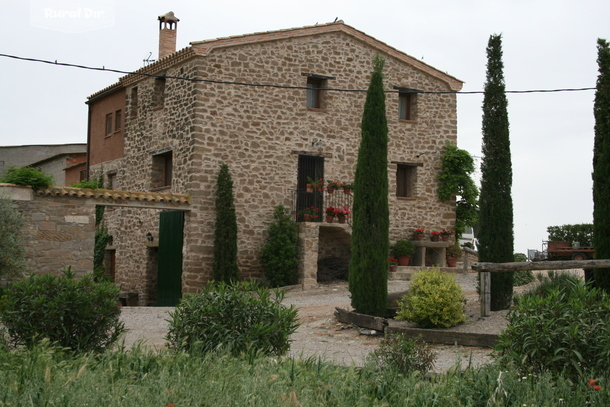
[392,240,415,266]
[298,206,319,222]
[446,245,462,267]
[388,258,398,272]
[412,228,425,241]
[326,179,341,194]
[325,206,336,223]
[342,182,353,194]
[430,230,442,242]
[441,229,454,241]
[307,177,324,192]
[334,206,352,224]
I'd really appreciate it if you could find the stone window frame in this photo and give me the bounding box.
[302,72,335,110]
[107,170,118,190]
[393,161,423,199]
[394,86,420,122]
[151,148,173,191]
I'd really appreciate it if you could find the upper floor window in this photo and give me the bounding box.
[105,113,113,136]
[395,162,423,198]
[302,72,335,110]
[130,87,138,118]
[152,150,173,189]
[394,86,420,121]
[153,76,166,110]
[114,110,122,131]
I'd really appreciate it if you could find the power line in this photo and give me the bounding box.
[0,53,596,95]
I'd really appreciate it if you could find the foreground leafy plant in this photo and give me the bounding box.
[368,334,436,375]
[0,267,124,353]
[396,268,466,328]
[496,276,610,379]
[166,281,299,356]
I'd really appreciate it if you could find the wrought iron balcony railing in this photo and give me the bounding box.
[291,188,353,226]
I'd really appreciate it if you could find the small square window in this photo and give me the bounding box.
[115,110,122,131]
[108,173,117,190]
[130,87,138,118]
[395,86,419,121]
[152,151,172,189]
[396,164,418,198]
[153,77,166,109]
[105,113,113,136]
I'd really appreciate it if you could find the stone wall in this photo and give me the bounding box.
[94,22,460,294]
[1,184,95,276]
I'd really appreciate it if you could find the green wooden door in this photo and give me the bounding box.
[157,210,184,306]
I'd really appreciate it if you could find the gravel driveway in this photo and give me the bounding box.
[118,271,514,374]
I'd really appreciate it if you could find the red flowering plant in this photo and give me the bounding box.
[325,206,337,217]
[334,206,352,218]
[306,177,324,190]
[589,379,601,391]
[441,229,454,236]
[298,206,319,218]
[431,231,442,236]
[327,179,343,188]
[413,228,425,235]
[388,258,398,266]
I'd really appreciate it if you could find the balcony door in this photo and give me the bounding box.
[297,155,324,221]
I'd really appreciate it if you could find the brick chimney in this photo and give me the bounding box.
[158,11,179,60]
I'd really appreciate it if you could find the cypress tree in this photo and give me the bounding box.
[348,55,389,317]
[593,39,610,291]
[213,163,239,282]
[479,34,515,310]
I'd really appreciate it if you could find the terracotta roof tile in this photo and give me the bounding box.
[35,186,190,204]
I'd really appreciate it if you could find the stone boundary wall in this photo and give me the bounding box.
[1,184,95,276]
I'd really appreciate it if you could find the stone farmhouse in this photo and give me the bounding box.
[85,13,463,305]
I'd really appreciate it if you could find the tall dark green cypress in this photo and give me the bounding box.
[479,34,514,310]
[593,39,610,291]
[213,163,239,282]
[348,55,389,317]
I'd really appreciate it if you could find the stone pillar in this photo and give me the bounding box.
[297,222,320,288]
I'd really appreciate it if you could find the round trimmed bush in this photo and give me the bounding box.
[396,268,465,328]
[0,268,124,353]
[166,281,299,356]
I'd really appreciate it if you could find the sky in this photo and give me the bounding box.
[1,0,609,255]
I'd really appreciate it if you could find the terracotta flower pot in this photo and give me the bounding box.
[326,215,334,223]
[304,214,313,222]
[413,234,424,241]
[442,235,449,241]
[306,184,313,193]
[446,257,458,267]
[389,264,398,272]
[327,186,334,194]
[431,235,440,242]
[398,256,410,266]
[343,187,351,194]
[338,216,346,224]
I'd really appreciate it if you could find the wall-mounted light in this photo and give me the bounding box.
[146,232,153,242]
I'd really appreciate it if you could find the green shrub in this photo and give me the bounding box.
[392,240,415,258]
[496,277,610,379]
[261,205,299,287]
[512,252,534,286]
[0,166,53,190]
[368,334,436,375]
[0,267,124,353]
[166,281,299,356]
[396,268,466,328]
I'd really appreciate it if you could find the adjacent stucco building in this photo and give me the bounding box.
[86,15,463,305]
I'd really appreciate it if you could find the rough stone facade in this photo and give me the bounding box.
[86,21,463,301]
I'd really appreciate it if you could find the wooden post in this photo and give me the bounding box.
[472,259,610,317]
[481,272,491,317]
